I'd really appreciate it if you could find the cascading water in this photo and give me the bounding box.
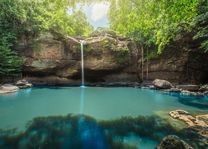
[80,40,85,113]
[80,40,85,87]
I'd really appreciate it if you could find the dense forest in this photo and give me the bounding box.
[0,0,207,77]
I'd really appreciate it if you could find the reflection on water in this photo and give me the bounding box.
[0,87,208,132]
[162,91,208,109]
[0,114,207,149]
[23,88,32,94]
[0,87,208,148]
[178,96,208,109]
[80,87,85,114]
[78,116,106,149]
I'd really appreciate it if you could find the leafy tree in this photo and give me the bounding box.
[0,37,23,76]
[193,0,208,52]
[155,0,198,53]
[0,0,93,77]
[68,11,94,36]
[20,0,93,37]
[0,0,24,77]
[108,0,198,53]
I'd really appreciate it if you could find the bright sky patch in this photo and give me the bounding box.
[91,3,110,22]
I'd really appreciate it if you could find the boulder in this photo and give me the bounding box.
[16,80,32,89]
[176,85,200,92]
[156,135,193,149]
[153,79,173,89]
[0,84,19,94]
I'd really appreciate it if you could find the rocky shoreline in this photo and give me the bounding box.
[152,79,208,96]
[0,80,32,95]
[1,78,208,97]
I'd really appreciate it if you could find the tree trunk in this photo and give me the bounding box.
[146,48,149,80]
[141,46,144,81]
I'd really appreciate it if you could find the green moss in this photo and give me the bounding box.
[113,47,129,64]
[145,49,160,61]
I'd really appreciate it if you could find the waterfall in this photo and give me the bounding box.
[80,40,85,87]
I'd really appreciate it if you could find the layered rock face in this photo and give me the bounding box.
[16,32,139,85]
[15,31,208,85]
[140,47,208,84]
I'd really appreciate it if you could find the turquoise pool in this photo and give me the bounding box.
[0,87,207,148]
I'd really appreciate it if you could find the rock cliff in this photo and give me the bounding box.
[15,31,208,85]
[16,31,139,85]
[139,40,208,84]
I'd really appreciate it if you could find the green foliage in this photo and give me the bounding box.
[113,47,129,64]
[108,0,159,53]
[68,11,93,36]
[1,0,206,77]
[108,0,198,53]
[144,49,159,60]
[156,0,198,53]
[0,37,23,76]
[0,0,24,76]
[193,0,208,52]
[0,0,93,76]
[0,0,93,39]
[18,0,93,37]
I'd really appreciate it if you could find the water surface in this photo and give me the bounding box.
[0,87,207,130]
[0,87,207,149]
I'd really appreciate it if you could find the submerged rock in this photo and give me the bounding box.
[0,113,207,148]
[178,97,208,109]
[156,135,193,149]
[169,110,208,138]
[153,79,173,89]
[169,110,196,127]
[0,84,19,94]
[16,79,32,89]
